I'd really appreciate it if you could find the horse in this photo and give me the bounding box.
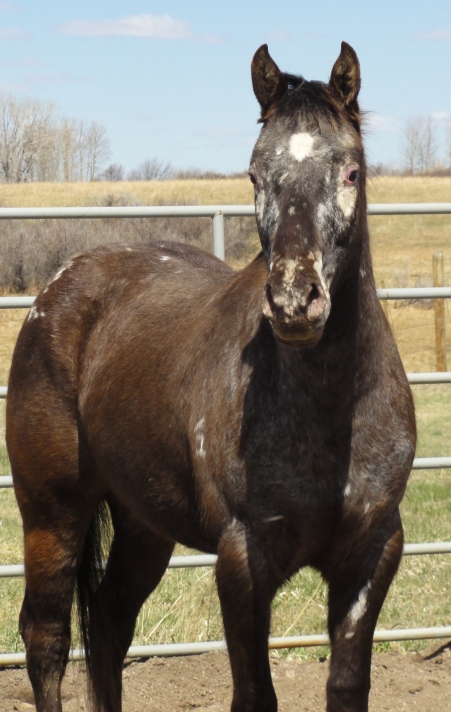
[6,42,416,712]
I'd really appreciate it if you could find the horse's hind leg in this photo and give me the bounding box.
[81,494,174,712]
[9,424,101,712]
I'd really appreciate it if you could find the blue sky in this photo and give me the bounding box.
[1,1,450,174]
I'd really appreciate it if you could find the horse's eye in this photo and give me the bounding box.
[345,168,358,185]
[248,172,257,186]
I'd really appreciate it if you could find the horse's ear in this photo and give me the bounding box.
[329,42,361,119]
[251,44,288,117]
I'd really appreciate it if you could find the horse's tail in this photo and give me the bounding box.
[76,501,119,712]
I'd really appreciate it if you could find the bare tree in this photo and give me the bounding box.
[85,121,111,181]
[101,163,125,181]
[0,93,113,183]
[127,157,172,181]
[0,94,57,182]
[402,115,437,174]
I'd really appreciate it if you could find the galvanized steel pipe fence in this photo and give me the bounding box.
[0,202,450,665]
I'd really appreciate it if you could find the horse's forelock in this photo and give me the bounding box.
[259,74,361,134]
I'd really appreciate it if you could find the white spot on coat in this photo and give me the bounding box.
[194,418,206,458]
[160,255,170,261]
[344,482,351,498]
[27,305,45,322]
[289,132,315,162]
[348,581,371,626]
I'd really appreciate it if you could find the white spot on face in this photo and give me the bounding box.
[194,417,206,458]
[348,581,371,626]
[289,132,315,162]
[312,253,331,318]
[160,255,171,262]
[337,184,357,219]
[280,258,303,288]
[256,191,266,222]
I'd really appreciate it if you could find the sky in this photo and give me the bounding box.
[1,1,450,174]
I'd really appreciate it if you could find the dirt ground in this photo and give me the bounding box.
[0,642,450,712]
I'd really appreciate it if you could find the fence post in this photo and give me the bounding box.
[433,251,447,372]
[212,211,225,261]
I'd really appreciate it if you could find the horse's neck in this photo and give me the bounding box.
[275,226,381,393]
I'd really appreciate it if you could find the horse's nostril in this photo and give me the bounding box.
[307,283,321,305]
[306,283,326,322]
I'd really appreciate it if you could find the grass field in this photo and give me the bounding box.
[0,176,449,660]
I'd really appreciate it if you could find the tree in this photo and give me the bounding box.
[0,94,56,182]
[402,115,437,174]
[85,121,111,181]
[101,163,125,181]
[127,157,172,181]
[0,93,113,183]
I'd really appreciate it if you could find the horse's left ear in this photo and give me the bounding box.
[251,44,288,118]
[329,42,361,119]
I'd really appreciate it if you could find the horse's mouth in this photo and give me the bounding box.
[262,286,326,348]
[270,321,324,348]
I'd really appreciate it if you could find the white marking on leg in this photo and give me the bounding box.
[194,417,206,458]
[348,581,371,626]
[289,132,315,162]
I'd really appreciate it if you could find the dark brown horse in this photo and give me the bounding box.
[6,42,415,712]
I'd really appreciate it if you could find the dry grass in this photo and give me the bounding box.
[1,175,451,209]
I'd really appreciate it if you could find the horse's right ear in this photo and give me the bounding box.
[251,45,288,118]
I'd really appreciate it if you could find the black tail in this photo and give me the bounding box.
[76,501,120,712]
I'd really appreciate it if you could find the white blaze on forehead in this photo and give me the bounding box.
[289,132,315,162]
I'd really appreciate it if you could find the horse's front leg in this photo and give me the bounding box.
[325,511,404,712]
[216,519,277,712]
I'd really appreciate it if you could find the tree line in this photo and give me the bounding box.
[0,94,111,183]
[2,92,451,182]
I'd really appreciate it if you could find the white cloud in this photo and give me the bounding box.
[57,14,193,40]
[0,27,30,39]
[431,112,451,124]
[412,28,451,41]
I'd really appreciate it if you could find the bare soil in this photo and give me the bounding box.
[0,643,450,712]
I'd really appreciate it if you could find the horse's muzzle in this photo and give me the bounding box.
[263,264,330,347]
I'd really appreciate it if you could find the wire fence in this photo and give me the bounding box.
[0,202,450,664]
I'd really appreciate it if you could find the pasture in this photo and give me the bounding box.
[0,175,450,665]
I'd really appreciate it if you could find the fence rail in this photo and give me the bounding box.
[0,202,450,664]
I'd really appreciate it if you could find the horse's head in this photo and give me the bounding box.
[250,42,364,347]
